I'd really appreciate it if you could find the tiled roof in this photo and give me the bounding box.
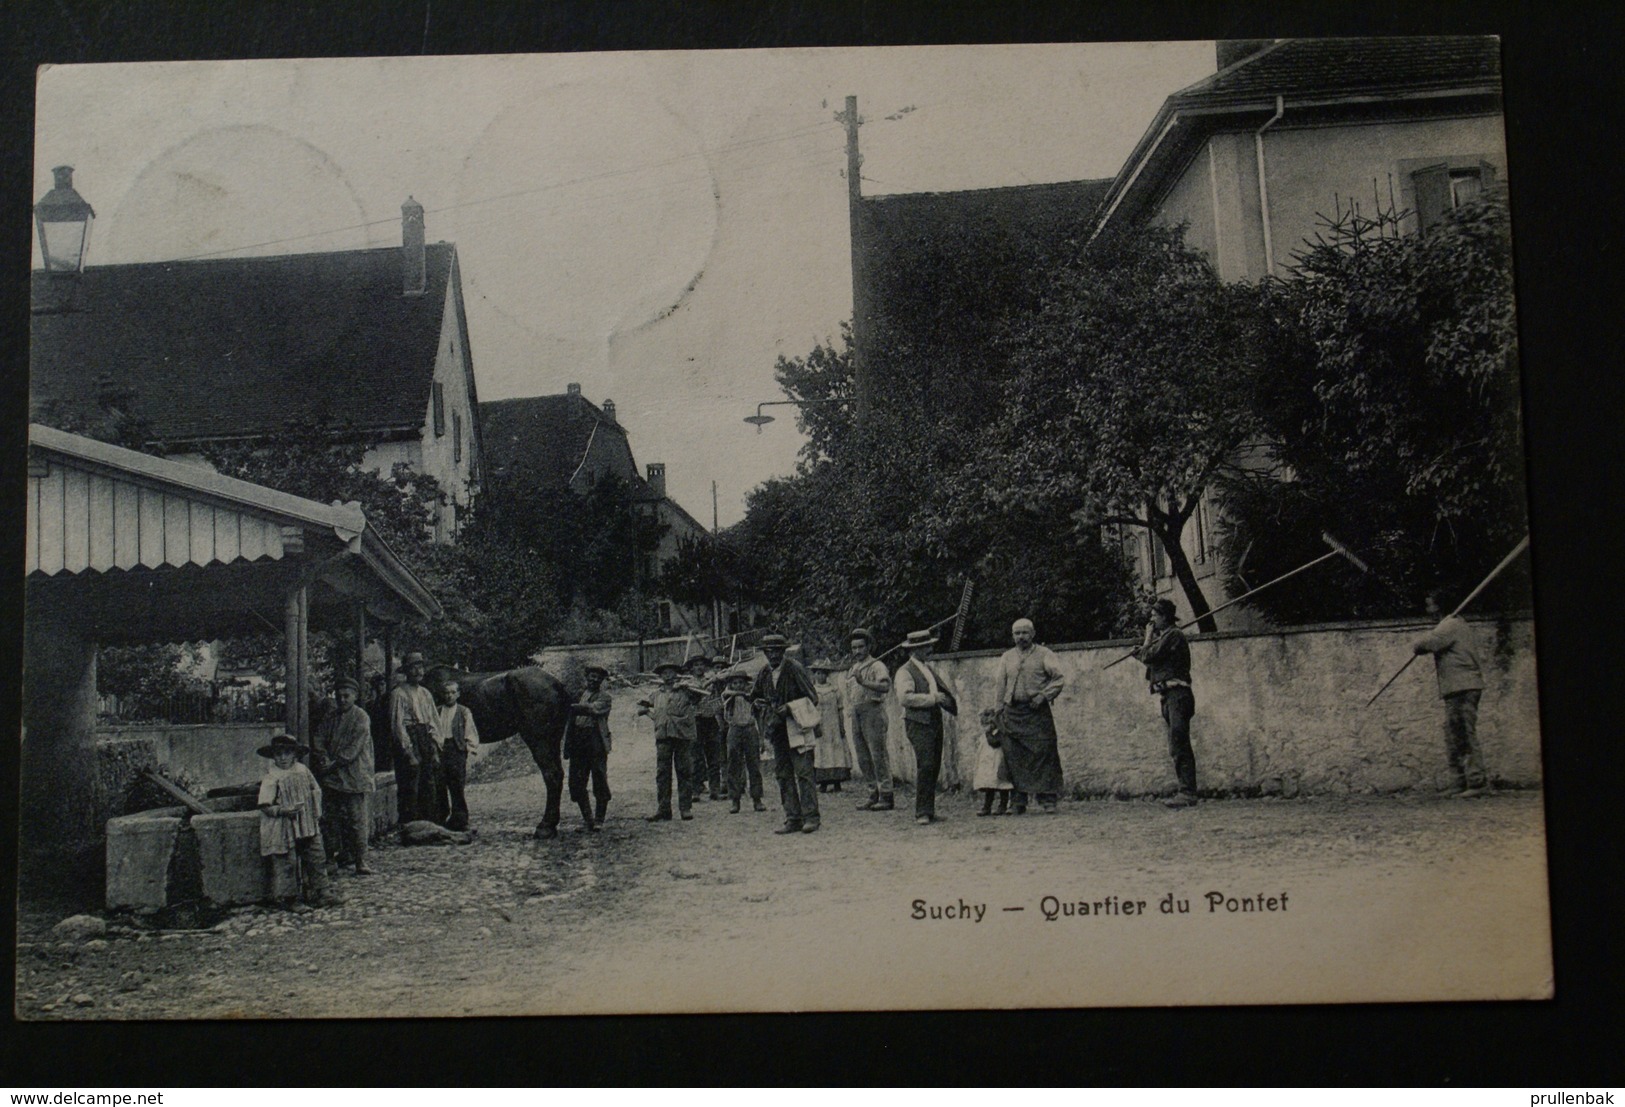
[479,393,628,490]
[1174,36,1501,105]
[1095,36,1503,234]
[30,243,460,443]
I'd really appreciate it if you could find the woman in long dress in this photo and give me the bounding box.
[809,660,855,792]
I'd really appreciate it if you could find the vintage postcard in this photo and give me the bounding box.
[19,40,1549,1018]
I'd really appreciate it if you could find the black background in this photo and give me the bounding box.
[1,0,1621,1088]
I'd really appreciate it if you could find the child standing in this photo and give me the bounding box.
[257,734,339,907]
[974,707,1013,817]
[437,678,480,831]
[721,668,767,814]
[809,660,855,793]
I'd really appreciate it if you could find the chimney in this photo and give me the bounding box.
[1215,39,1274,70]
[402,196,425,297]
[567,382,582,397]
[646,463,666,498]
[602,399,616,423]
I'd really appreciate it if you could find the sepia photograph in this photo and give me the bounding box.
[18,37,1550,1019]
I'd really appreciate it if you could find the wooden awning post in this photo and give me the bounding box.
[284,583,310,743]
[352,601,367,687]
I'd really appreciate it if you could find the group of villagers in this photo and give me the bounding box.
[624,617,1083,835]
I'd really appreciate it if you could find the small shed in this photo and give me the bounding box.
[22,424,440,887]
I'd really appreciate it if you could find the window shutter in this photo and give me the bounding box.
[1412,163,1451,234]
[433,382,446,436]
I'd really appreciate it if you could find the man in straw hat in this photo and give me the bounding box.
[751,633,821,833]
[994,617,1068,815]
[313,675,375,875]
[895,629,958,825]
[389,651,444,825]
[638,660,700,821]
[845,627,895,811]
[565,664,615,830]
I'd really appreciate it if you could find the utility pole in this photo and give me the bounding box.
[839,94,871,423]
[712,480,721,644]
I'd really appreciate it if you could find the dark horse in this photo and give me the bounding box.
[425,664,575,839]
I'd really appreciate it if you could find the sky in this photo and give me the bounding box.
[33,43,1217,526]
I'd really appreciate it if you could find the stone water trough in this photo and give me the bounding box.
[106,772,398,910]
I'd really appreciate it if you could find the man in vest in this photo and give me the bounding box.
[1133,600,1198,809]
[389,651,443,825]
[751,633,821,834]
[895,629,958,825]
[436,677,480,831]
[846,627,895,811]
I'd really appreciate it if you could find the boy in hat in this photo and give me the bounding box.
[638,660,700,821]
[313,676,375,875]
[437,677,480,831]
[565,664,614,830]
[688,654,726,800]
[720,667,767,813]
[809,660,855,793]
[257,734,337,907]
[895,629,958,825]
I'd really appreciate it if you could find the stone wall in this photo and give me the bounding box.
[97,722,281,794]
[876,617,1540,797]
[537,635,708,678]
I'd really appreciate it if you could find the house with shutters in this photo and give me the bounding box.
[29,200,482,544]
[1087,36,1507,621]
[480,385,736,639]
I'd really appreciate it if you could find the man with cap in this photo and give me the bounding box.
[845,628,895,811]
[894,629,958,825]
[389,651,444,825]
[1133,599,1199,808]
[638,660,700,821]
[565,664,615,830]
[313,675,375,875]
[751,633,821,833]
[995,618,1068,815]
[689,654,727,801]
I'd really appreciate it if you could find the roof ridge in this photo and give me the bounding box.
[1168,38,1289,99]
[47,239,455,275]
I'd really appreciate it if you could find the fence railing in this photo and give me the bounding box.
[98,687,285,725]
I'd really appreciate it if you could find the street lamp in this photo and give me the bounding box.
[742,397,846,434]
[34,166,95,275]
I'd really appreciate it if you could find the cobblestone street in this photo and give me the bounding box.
[15,688,1553,1018]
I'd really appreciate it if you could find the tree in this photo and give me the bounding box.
[987,223,1270,631]
[1218,189,1528,620]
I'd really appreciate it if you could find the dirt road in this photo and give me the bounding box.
[15,689,1553,1018]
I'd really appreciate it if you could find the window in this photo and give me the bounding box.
[432,382,446,436]
[656,601,673,633]
[1193,498,1209,565]
[452,410,462,463]
[1149,531,1167,580]
[1411,158,1498,234]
